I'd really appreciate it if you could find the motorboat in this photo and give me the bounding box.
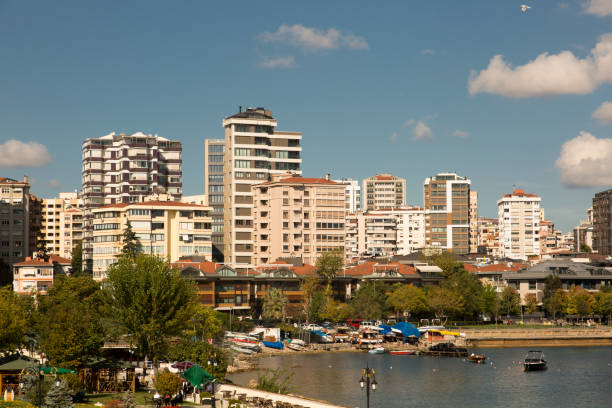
[231,345,256,355]
[389,350,416,356]
[523,350,547,371]
[286,339,307,351]
[368,347,385,354]
[467,353,486,364]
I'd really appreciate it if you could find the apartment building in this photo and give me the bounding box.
[497,189,541,260]
[593,189,612,256]
[81,132,182,270]
[362,174,406,211]
[204,139,225,261]
[469,191,478,254]
[223,107,302,271]
[91,199,212,280]
[252,174,345,266]
[477,217,500,257]
[41,192,84,259]
[574,221,594,252]
[423,172,471,254]
[12,255,70,294]
[334,178,361,213]
[539,219,556,256]
[0,176,31,264]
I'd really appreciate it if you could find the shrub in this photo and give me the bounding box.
[153,369,182,396]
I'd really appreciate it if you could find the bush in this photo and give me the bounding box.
[154,369,182,396]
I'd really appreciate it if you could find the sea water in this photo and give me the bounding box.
[228,347,612,407]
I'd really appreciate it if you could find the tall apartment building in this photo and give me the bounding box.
[334,178,361,213]
[477,217,500,257]
[28,194,42,257]
[592,189,612,255]
[204,139,225,261]
[252,174,345,266]
[1,176,32,264]
[362,174,406,211]
[81,132,182,270]
[223,108,302,271]
[423,172,471,254]
[497,189,541,260]
[469,191,478,254]
[41,193,84,259]
[91,199,212,280]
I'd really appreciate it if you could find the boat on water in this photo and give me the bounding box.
[389,350,416,356]
[523,350,547,371]
[467,353,486,364]
[263,340,284,350]
[368,347,386,354]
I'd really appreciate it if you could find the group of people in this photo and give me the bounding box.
[152,381,194,407]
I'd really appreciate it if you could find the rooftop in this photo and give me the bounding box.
[226,107,274,120]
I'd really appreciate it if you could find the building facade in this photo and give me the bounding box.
[423,172,471,254]
[497,189,541,260]
[12,255,71,294]
[223,107,302,271]
[477,217,500,257]
[334,178,361,213]
[204,139,225,261]
[362,174,406,211]
[0,177,31,264]
[593,189,612,256]
[469,190,478,254]
[251,174,345,266]
[81,132,183,270]
[91,199,212,280]
[41,192,84,259]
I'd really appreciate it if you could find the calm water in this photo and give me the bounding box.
[228,347,612,407]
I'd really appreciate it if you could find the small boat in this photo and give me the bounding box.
[467,353,486,364]
[231,345,256,355]
[263,341,284,350]
[287,342,306,351]
[368,347,385,354]
[389,350,416,356]
[523,350,547,371]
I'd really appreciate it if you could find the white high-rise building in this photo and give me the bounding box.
[497,189,541,260]
[41,192,84,259]
[362,174,406,211]
[334,178,361,213]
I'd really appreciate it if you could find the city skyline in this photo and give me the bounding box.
[1,1,611,231]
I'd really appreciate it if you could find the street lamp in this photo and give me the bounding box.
[19,365,44,408]
[207,355,219,408]
[359,364,377,408]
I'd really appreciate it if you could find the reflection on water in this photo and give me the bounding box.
[228,347,612,407]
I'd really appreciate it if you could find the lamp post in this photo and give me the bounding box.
[19,364,44,408]
[359,364,377,408]
[207,354,219,408]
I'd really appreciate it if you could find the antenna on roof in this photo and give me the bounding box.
[239,106,242,113]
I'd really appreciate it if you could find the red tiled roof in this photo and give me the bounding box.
[251,263,317,276]
[374,174,394,180]
[14,254,70,266]
[464,262,528,273]
[49,255,71,264]
[502,189,539,198]
[174,260,220,274]
[343,261,417,276]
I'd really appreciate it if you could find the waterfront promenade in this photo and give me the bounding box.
[463,327,612,347]
[216,384,346,408]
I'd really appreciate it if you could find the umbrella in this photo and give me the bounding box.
[171,361,194,371]
[40,366,77,374]
[179,364,214,390]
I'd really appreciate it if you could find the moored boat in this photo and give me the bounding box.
[523,350,547,371]
[368,347,386,354]
[467,353,486,364]
[231,345,256,355]
[389,350,416,356]
[263,340,284,350]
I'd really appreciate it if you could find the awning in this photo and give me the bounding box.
[391,322,421,338]
[40,366,77,375]
[179,364,214,390]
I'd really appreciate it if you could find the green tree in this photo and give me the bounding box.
[300,276,322,321]
[120,221,142,259]
[320,298,352,323]
[593,291,612,318]
[0,286,28,353]
[480,285,498,320]
[315,250,343,286]
[0,258,12,287]
[43,380,73,408]
[154,370,183,396]
[70,241,83,276]
[104,254,197,372]
[350,281,389,320]
[386,284,428,319]
[499,286,521,317]
[546,289,567,320]
[167,339,227,378]
[566,286,595,318]
[262,288,288,321]
[36,231,50,262]
[579,243,592,253]
[542,274,562,316]
[524,293,539,314]
[427,286,462,323]
[442,265,484,319]
[36,276,105,369]
[187,305,223,341]
[421,250,458,276]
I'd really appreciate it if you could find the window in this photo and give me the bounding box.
[129,209,150,216]
[235,148,250,156]
[180,222,193,230]
[235,160,250,169]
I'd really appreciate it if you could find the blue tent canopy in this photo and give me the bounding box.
[391,322,421,338]
[378,324,392,334]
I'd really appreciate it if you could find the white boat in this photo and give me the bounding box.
[368,347,385,354]
[287,342,307,351]
[231,345,256,355]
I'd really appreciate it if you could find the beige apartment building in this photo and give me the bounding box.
[251,174,345,266]
[0,176,32,264]
[223,107,302,271]
[423,172,471,254]
[469,191,478,254]
[41,192,84,259]
[477,217,500,257]
[497,189,541,260]
[91,199,212,280]
[362,174,406,211]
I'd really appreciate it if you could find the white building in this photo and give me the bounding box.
[362,174,406,211]
[41,192,84,259]
[334,178,361,213]
[497,189,541,260]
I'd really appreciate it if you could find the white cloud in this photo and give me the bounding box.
[0,139,51,169]
[592,101,612,124]
[468,33,612,98]
[453,130,469,139]
[413,121,433,140]
[555,131,612,187]
[403,119,415,128]
[46,179,60,188]
[584,0,612,16]
[421,49,435,55]
[258,55,295,69]
[260,24,368,51]
[390,132,398,142]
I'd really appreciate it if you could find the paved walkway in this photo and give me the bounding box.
[216,384,347,408]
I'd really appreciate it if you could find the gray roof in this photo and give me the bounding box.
[503,260,612,280]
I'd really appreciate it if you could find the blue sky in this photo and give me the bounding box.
[1,0,611,232]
